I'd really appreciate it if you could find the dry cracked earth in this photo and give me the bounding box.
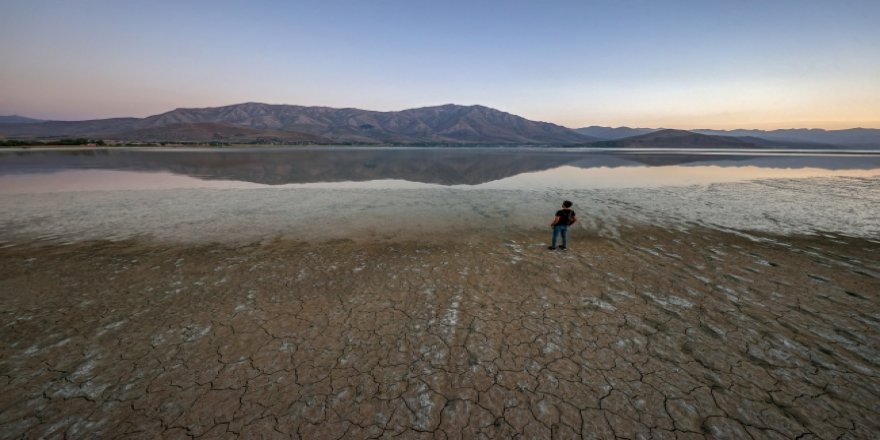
[1,227,879,439]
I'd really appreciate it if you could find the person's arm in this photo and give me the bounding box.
[551,215,560,227]
[570,213,577,225]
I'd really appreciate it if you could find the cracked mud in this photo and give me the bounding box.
[1,227,879,439]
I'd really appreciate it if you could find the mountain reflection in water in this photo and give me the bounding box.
[0,147,879,188]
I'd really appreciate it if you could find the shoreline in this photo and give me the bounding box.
[1,180,877,244]
[3,144,880,153]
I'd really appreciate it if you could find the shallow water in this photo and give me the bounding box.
[0,147,878,242]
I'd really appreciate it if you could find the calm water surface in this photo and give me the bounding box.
[0,147,878,191]
[0,147,878,241]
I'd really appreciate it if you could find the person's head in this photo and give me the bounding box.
[562,200,573,208]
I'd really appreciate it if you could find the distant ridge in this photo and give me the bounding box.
[0,115,45,125]
[585,129,765,149]
[0,103,595,145]
[575,126,658,140]
[693,128,880,148]
[579,125,879,148]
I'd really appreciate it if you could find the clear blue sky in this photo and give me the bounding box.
[1,0,878,128]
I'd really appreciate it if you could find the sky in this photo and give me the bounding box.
[1,0,878,129]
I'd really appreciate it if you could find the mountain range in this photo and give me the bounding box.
[1,103,878,148]
[0,103,592,145]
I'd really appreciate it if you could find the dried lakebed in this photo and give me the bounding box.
[1,227,878,439]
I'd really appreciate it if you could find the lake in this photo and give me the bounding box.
[0,147,878,243]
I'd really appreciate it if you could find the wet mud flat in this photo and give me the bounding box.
[1,227,878,439]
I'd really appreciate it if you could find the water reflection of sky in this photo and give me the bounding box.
[0,148,878,193]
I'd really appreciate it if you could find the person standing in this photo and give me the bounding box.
[549,200,576,250]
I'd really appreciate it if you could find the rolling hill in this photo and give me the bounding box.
[575,126,659,140]
[578,125,878,148]
[585,129,766,148]
[0,115,45,125]
[693,128,880,148]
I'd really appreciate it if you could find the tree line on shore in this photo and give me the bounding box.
[0,138,106,147]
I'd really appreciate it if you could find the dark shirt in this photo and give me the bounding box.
[555,209,576,226]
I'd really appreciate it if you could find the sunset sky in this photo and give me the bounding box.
[1,0,878,129]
